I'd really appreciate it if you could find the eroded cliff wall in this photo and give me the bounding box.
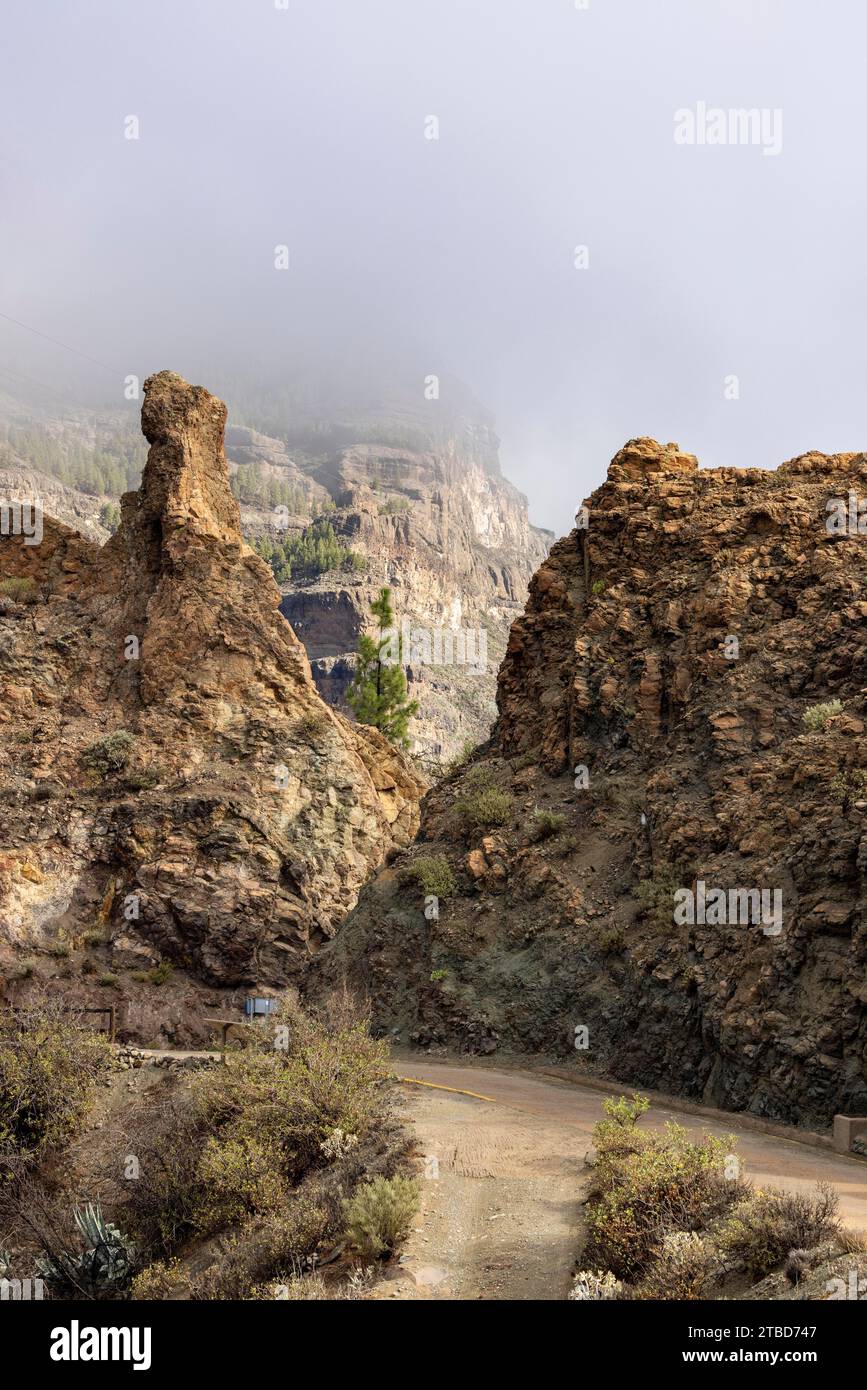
[315,438,867,1126]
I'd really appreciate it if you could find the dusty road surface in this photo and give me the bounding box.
[378,1058,867,1301]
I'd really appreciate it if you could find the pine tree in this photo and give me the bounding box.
[347,587,418,749]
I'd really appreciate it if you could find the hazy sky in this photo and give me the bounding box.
[2,0,866,532]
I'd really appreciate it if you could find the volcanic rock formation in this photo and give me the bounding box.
[0,372,423,1005]
[315,437,867,1127]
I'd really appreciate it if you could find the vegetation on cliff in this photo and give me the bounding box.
[347,586,419,748]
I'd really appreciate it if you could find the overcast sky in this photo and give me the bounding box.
[2,0,865,532]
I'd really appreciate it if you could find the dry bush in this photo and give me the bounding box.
[0,577,38,604]
[116,1000,409,1292]
[455,785,513,831]
[192,1136,288,1235]
[113,1091,211,1258]
[190,1002,390,1184]
[129,1258,185,1300]
[837,1227,867,1255]
[0,1002,111,1162]
[715,1184,839,1279]
[188,1192,332,1300]
[802,699,843,732]
[399,854,456,898]
[569,1269,624,1301]
[632,1231,717,1301]
[528,808,567,841]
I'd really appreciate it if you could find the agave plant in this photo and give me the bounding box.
[37,1203,136,1294]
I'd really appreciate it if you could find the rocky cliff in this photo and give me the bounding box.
[0,372,423,1034]
[315,438,867,1127]
[0,383,552,767]
[232,410,552,764]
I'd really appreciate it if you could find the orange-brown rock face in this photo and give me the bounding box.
[317,438,867,1126]
[275,425,552,765]
[0,373,423,1007]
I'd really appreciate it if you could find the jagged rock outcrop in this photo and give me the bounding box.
[0,372,423,1005]
[314,438,867,1127]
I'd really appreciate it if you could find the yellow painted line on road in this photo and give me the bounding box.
[396,1075,496,1103]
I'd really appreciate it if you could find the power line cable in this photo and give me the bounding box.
[0,361,76,399]
[0,309,119,375]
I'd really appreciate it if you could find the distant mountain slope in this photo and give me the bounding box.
[232,416,551,764]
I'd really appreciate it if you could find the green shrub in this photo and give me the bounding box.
[529,808,567,841]
[584,1103,746,1282]
[455,786,513,830]
[125,766,166,791]
[601,1093,650,1128]
[802,699,843,732]
[129,1258,185,1300]
[830,769,867,806]
[98,973,119,988]
[446,738,478,774]
[637,863,686,932]
[401,855,456,899]
[0,1007,111,1159]
[0,576,38,603]
[511,750,537,771]
[343,1174,420,1259]
[598,927,625,955]
[591,578,606,596]
[430,969,447,984]
[715,1184,839,1278]
[81,730,136,775]
[192,1136,287,1235]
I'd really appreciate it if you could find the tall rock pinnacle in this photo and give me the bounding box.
[0,373,424,1027]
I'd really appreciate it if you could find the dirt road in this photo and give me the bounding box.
[379,1059,867,1301]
